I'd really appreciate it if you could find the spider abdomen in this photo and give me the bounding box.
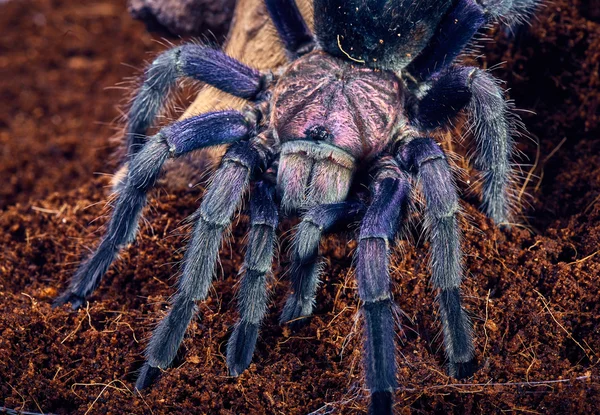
[272,51,405,211]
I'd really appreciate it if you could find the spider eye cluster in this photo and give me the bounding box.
[314,0,452,69]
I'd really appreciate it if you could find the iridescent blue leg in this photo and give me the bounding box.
[398,138,475,380]
[416,67,514,225]
[136,140,266,390]
[227,180,278,376]
[406,0,539,81]
[265,0,313,57]
[406,0,486,81]
[357,166,411,415]
[280,201,364,326]
[54,110,253,309]
[127,44,267,157]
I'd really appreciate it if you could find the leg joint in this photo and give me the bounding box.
[363,297,393,310]
[294,220,322,262]
[300,217,324,232]
[127,138,170,190]
[397,137,446,173]
[223,141,265,173]
[357,237,391,302]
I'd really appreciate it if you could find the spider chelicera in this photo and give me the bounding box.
[54,0,538,413]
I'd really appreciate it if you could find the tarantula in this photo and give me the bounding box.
[54,0,538,413]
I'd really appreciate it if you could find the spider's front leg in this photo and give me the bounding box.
[416,67,515,225]
[136,138,269,389]
[227,179,278,376]
[53,110,255,309]
[356,163,411,415]
[398,137,475,379]
[126,44,269,158]
[280,201,365,326]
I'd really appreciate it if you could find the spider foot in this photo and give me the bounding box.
[369,391,393,415]
[448,358,477,380]
[52,291,86,310]
[497,222,512,231]
[280,296,313,329]
[226,321,259,377]
[135,363,162,390]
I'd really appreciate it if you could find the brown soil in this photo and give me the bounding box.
[1,0,600,414]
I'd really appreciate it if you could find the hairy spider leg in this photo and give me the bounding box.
[407,0,539,81]
[468,68,515,225]
[136,139,267,389]
[126,45,266,158]
[416,67,515,225]
[399,138,475,380]
[356,166,411,415]
[406,0,486,81]
[227,180,279,376]
[280,201,365,326]
[265,0,313,57]
[53,110,253,309]
[476,0,540,24]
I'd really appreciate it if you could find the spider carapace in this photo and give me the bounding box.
[273,50,407,211]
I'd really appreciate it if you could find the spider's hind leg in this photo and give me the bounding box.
[476,0,540,25]
[416,67,516,225]
[126,44,268,158]
[405,0,540,82]
[265,0,314,57]
[53,110,253,309]
[398,138,475,379]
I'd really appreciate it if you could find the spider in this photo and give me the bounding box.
[54,0,538,413]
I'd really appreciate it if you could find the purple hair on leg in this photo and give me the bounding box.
[415,65,515,225]
[407,0,486,81]
[54,110,253,310]
[264,0,313,56]
[127,44,265,158]
[399,137,475,379]
[357,167,411,415]
[138,140,266,388]
[281,201,364,326]
[227,180,279,376]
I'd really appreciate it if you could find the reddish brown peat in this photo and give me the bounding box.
[1,0,600,413]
